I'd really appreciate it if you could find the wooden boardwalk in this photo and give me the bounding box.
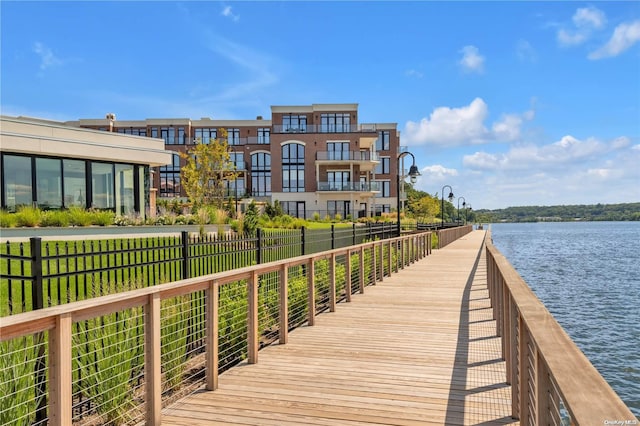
[163,230,518,425]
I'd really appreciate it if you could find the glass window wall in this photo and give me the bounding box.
[2,155,32,212]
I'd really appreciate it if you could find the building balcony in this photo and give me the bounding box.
[271,124,380,134]
[315,151,379,172]
[316,181,380,193]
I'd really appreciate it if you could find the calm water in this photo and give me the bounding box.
[490,222,639,418]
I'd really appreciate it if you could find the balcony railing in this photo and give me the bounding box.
[315,151,379,162]
[317,182,380,192]
[272,124,380,134]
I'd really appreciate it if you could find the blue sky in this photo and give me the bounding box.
[2,1,639,209]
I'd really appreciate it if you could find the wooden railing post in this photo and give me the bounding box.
[329,253,337,312]
[371,244,377,284]
[387,240,392,276]
[510,302,519,415]
[400,238,405,269]
[248,271,259,364]
[518,315,531,424]
[49,312,72,426]
[307,259,316,325]
[279,264,289,344]
[536,351,552,426]
[144,293,161,425]
[378,243,384,281]
[345,250,352,302]
[206,280,219,390]
[359,247,365,293]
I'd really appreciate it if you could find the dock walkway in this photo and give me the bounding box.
[163,230,517,425]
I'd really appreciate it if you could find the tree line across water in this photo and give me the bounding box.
[474,202,640,223]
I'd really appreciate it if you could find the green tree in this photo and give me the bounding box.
[180,131,237,209]
[409,195,440,222]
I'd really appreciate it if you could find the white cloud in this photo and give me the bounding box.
[221,5,239,22]
[557,29,588,46]
[557,6,606,47]
[463,135,626,171]
[404,98,535,146]
[405,69,423,78]
[33,42,62,70]
[459,45,484,73]
[588,20,640,59]
[516,39,537,62]
[573,6,606,29]
[420,165,459,181]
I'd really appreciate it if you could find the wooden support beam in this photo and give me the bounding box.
[345,250,352,302]
[206,280,219,390]
[279,264,289,344]
[248,271,259,364]
[307,259,316,326]
[145,293,161,425]
[329,253,337,312]
[49,313,72,426]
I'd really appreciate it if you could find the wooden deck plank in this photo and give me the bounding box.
[163,231,518,425]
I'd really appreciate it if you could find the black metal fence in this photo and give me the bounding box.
[1,222,399,317]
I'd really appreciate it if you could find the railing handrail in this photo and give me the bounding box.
[485,232,636,424]
[315,151,380,161]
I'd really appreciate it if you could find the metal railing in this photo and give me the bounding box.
[485,232,637,425]
[0,224,398,317]
[0,232,432,426]
[316,182,380,192]
[315,151,379,162]
[271,124,380,134]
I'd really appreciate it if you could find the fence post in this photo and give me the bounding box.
[256,228,262,264]
[331,224,335,250]
[181,231,190,279]
[301,226,306,256]
[30,237,47,423]
[352,223,356,246]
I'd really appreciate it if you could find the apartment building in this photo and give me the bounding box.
[67,104,401,219]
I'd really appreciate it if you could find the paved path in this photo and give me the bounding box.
[163,230,517,425]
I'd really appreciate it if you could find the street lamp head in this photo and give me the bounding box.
[447,191,454,202]
[408,164,420,184]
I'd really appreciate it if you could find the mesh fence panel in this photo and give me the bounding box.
[218,279,248,372]
[287,265,309,330]
[258,271,280,348]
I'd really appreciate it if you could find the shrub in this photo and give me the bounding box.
[41,210,70,227]
[312,212,321,221]
[0,210,17,228]
[334,213,342,222]
[91,210,115,226]
[68,206,93,226]
[15,206,41,227]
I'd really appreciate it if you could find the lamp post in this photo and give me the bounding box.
[466,204,472,225]
[397,152,420,237]
[457,196,466,224]
[440,185,454,229]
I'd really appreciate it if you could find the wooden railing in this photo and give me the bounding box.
[437,224,473,248]
[486,233,637,425]
[0,232,431,426]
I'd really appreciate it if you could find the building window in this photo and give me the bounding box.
[376,131,390,151]
[36,158,63,209]
[280,201,306,218]
[321,113,351,133]
[282,143,305,192]
[115,164,135,215]
[224,178,245,199]
[251,152,271,196]
[375,157,390,174]
[160,153,181,198]
[195,128,217,144]
[91,162,115,209]
[2,154,32,212]
[327,142,350,160]
[227,128,240,145]
[161,127,176,145]
[375,204,391,215]
[282,115,307,132]
[327,200,351,218]
[229,152,245,170]
[63,159,86,208]
[375,180,390,198]
[258,128,270,144]
[327,171,350,190]
[116,128,147,136]
[151,127,159,139]
[177,127,186,145]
